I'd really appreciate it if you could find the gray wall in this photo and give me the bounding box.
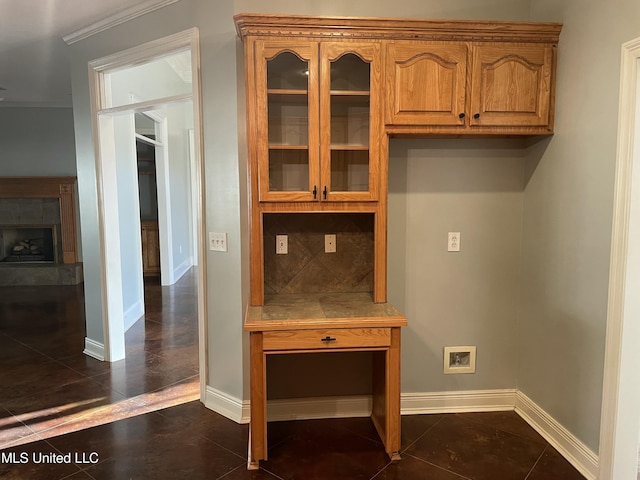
[518,0,640,453]
[0,107,76,175]
[233,0,530,20]
[388,139,525,393]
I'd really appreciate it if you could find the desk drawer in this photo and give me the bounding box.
[262,328,391,351]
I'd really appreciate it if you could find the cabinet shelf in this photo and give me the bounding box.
[269,145,309,149]
[268,90,308,105]
[330,145,369,150]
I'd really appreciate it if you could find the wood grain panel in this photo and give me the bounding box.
[386,42,468,126]
[263,327,390,350]
[470,43,554,127]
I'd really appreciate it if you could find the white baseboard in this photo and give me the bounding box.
[515,391,598,480]
[83,337,105,361]
[204,386,250,424]
[201,386,599,479]
[123,299,144,332]
[401,389,516,414]
[173,257,193,283]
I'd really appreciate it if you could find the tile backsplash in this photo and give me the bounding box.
[263,213,374,295]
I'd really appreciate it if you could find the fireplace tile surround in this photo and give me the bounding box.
[0,177,82,286]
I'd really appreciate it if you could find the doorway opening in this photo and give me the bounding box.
[88,29,207,401]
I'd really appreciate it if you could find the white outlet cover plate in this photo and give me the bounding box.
[276,234,288,255]
[325,234,336,253]
[448,232,461,252]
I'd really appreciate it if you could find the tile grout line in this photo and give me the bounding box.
[400,414,447,454]
[523,444,549,480]
[406,452,475,479]
[454,412,548,446]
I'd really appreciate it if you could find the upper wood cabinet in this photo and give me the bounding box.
[386,42,557,132]
[386,42,468,126]
[251,37,381,203]
[383,21,561,135]
[469,43,554,128]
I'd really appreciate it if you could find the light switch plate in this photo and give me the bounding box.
[209,232,227,252]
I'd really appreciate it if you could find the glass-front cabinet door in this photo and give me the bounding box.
[320,42,380,201]
[255,40,380,202]
[256,41,319,202]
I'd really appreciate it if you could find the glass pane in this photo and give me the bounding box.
[267,52,310,194]
[268,93,308,146]
[135,113,155,137]
[331,150,369,192]
[269,149,309,191]
[329,53,370,192]
[330,53,370,91]
[267,52,309,90]
[330,96,369,146]
[105,50,192,108]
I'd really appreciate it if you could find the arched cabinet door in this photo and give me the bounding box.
[385,42,468,126]
[254,40,320,202]
[469,43,555,128]
[320,41,382,202]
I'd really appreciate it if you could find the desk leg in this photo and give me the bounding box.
[371,328,402,461]
[387,327,402,460]
[248,332,267,470]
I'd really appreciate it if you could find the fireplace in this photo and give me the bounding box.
[0,225,59,263]
[0,177,82,286]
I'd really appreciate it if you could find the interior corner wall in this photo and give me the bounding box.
[519,0,640,453]
[69,0,247,400]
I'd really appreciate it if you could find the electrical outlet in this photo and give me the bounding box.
[209,232,227,252]
[276,234,288,255]
[325,234,336,253]
[448,232,460,252]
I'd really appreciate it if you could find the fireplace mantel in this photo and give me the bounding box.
[0,177,78,264]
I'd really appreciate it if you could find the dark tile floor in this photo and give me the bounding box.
[0,270,586,479]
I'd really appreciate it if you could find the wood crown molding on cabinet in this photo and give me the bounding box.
[234,14,562,44]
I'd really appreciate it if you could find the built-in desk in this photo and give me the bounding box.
[244,293,408,470]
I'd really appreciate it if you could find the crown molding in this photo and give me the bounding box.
[63,0,182,45]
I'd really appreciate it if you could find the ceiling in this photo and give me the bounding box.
[0,0,170,107]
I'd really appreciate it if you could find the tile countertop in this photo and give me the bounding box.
[244,293,408,332]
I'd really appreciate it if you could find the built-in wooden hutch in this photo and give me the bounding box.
[235,13,562,469]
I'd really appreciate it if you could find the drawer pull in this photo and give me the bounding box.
[321,336,337,343]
